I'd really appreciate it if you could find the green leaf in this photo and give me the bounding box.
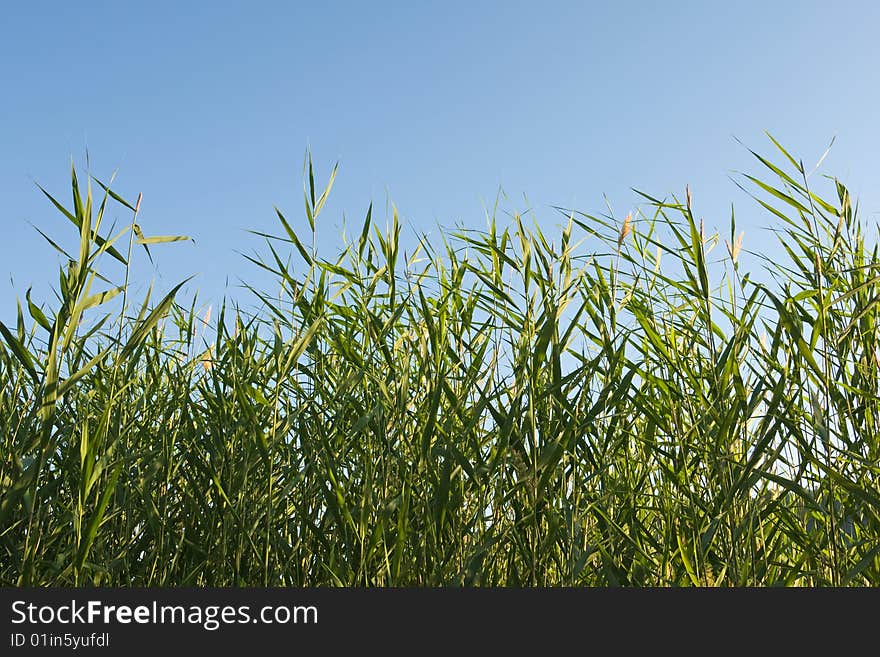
[77,463,122,573]
[25,288,52,332]
[121,278,192,356]
[0,321,39,384]
[136,235,192,245]
[77,287,124,313]
[35,183,128,266]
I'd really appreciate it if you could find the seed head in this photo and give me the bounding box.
[618,212,633,247]
[726,231,744,263]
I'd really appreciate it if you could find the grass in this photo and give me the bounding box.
[1,137,879,586]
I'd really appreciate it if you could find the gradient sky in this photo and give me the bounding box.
[2,1,879,314]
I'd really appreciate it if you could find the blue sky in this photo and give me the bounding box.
[2,1,879,313]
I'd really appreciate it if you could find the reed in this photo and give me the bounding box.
[1,138,878,586]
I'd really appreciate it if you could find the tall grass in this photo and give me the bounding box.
[1,138,878,586]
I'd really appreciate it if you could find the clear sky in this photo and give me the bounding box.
[2,1,879,313]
